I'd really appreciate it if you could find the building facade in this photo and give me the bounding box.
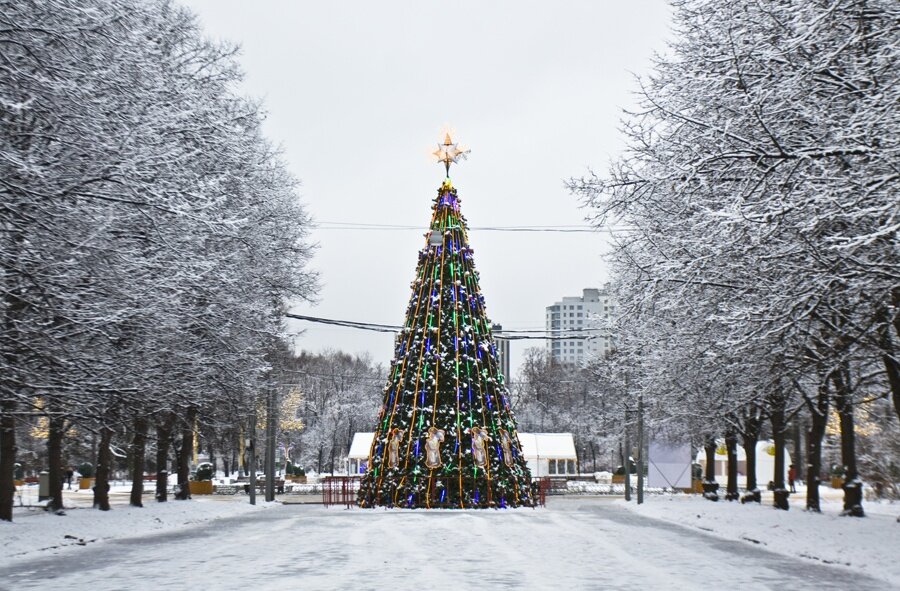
[492,323,511,381]
[545,287,616,364]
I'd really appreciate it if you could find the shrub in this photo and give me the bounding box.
[194,462,214,481]
[77,462,94,478]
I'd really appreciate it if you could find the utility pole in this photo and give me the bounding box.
[624,410,631,502]
[624,372,631,502]
[247,414,257,506]
[637,392,644,505]
[265,387,277,502]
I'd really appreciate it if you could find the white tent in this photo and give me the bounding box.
[347,432,578,477]
[516,433,578,477]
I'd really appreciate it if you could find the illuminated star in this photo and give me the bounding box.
[433,132,470,177]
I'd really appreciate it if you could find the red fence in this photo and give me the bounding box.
[534,477,567,505]
[322,476,360,508]
[323,476,547,508]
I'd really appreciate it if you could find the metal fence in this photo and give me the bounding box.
[322,476,360,508]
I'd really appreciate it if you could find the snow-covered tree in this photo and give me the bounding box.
[570,0,898,516]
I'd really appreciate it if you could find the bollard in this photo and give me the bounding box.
[38,471,50,501]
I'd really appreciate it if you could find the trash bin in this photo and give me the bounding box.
[38,471,50,501]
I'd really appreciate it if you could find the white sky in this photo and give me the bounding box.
[181,0,672,376]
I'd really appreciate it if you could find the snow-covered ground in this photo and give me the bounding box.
[3,484,278,558]
[618,490,900,587]
[2,487,897,590]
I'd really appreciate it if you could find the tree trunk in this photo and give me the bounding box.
[0,401,17,521]
[792,418,803,480]
[740,412,761,504]
[1,223,27,523]
[884,352,900,423]
[724,428,738,501]
[47,414,65,511]
[832,367,864,517]
[770,398,789,511]
[129,417,148,507]
[805,380,829,512]
[155,414,174,502]
[702,438,719,501]
[93,426,113,511]
[882,293,900,421]
[175,408,196,500]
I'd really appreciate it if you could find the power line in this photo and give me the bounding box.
[313,221,633,233]
[285,312,600,340]
[285,313,398,333]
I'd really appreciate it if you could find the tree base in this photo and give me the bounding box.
[773,489,790,510]
[702,480,719,501]
[740,489,761,504]
[841,480,865,517]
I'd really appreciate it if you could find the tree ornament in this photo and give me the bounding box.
[471,426,490,468]
[424,427,446,469]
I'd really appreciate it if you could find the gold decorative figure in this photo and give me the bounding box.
[387,428,403,469]
[471,427,490,468]
[424,427,446,469]
[499,429,515,467]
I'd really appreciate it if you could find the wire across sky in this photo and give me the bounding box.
[313,221,634,233]
[285,313,603,340]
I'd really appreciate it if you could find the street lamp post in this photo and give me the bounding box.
[623,372,632,502]
[248,403,258,506]
[247,433,256,506]
[624,410,631,502]
[265,387,277,502]
[637,392,644,505]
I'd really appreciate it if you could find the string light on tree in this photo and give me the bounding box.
[358,132,535,509]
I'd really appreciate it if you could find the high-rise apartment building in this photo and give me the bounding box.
[491,323,511,381]
[546,287,616,364]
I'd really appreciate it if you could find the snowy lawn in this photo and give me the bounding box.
[2,489,277,560]
[618,492,900,587]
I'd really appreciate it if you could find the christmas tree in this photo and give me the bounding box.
[358,134,535,509]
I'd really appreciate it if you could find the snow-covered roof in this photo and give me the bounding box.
[517,433,577,459]
[347,432,577,460]
[348,432,375,458]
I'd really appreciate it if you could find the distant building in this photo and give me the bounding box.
[492,323,511,381]
[545,287,616,364]
[347,432,578,477]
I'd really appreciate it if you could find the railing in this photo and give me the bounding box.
[322,476,360,508]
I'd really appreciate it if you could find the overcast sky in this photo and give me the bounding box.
[181,0,672,376]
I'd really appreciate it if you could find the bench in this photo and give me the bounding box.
[243,479,285,495]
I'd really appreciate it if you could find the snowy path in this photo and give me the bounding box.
[0,498,887,590]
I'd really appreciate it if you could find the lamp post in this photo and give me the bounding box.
[247,402,258,506]
[624,411,631,502]
[623,372,631,502]
[637,391,644,505]
[265,387,277,502]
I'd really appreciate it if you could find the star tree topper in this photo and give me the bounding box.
[433,132,470,177]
